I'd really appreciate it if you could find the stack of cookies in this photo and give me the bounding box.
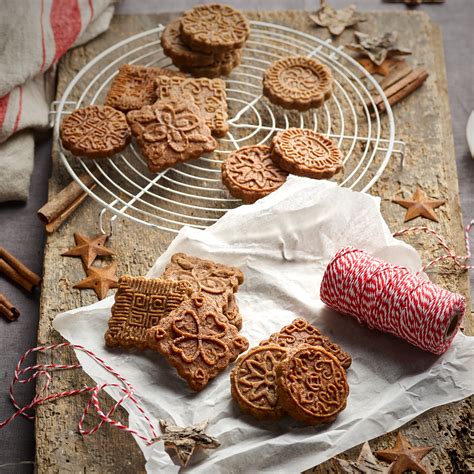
[161,4,249,78]
[230,318,351,425]
[105,253,249,391]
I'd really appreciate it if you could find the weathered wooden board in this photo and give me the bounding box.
[36,11,472,473]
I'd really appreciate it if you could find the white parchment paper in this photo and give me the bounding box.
[53,177,474,473]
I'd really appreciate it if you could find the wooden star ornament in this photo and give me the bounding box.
[62,232,115,268]
[73,262,119,300]
[157,420,220,467]
[333,441,391,473]
[310,1,366,36]
[393,187,446,222]
[376,432,433,474]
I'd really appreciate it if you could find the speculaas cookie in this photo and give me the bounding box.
[276,345,349,425]
[105,64,184,113]
[260,318,352,369]
[263,56,333,111]
[230,345,288,420]
[221,145,288,204]
[180,4,249,54]
[146,293,249,391]
[155,76,229,137]
[179,49,242,78]
[162,253,244,329]
[127,97,217,173]
[104,276,192,349]
[60,105,131,159]
[272,128,343,179]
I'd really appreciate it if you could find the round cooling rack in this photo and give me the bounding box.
[52,21,405,234]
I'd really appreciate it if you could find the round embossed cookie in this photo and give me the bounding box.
[180,4,250,54]
[179,49,242,78]
[222,145,288,204]
[60,105,131,158]
[272,128,343,179]
[231,345,288,420]
[276,345,349,425]
[263,56,333,111]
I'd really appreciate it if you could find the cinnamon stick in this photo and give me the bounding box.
[38,172,96,234]
[0,247,42,290]
[0,293,20,321]
[378,61,413,90]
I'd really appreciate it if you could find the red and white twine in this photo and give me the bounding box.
[320,222,473,355]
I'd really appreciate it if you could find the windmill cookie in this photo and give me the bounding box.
[260,318,352,369]
[105,64,184,112]
[272,128,343,179]
[180,49,242,78]
[230,345,288,420]
[127,97,217,173]
[60,105,131,158]
[104,276,192,349]
[180,4,249,54]
[156,76,229,137]
[276,345,349,425]
[263,56,333,111]
[222,145,288,204]
[162,253,244,329]
[146,293,249,391]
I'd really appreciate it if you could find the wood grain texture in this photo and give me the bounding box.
[36,11,472,473]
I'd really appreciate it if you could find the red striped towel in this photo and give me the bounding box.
[0,0,116,202]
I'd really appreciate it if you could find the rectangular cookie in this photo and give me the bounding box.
[155,75,229,137]
[104,276,192,349]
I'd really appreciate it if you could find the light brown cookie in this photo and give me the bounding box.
[230,344,288,420]
[180,4,249,54]
[127,96,217,173]
[260,318,352,369]
[104,276,192,349]
[263,56,333,111]
[105,64,185,112]
[162,253,244,329]
[276,345,349,425]
[272,128,343,179]
[178,48,242,78]
[222,145,288,204]
[60,105,131,158]
[146,293,249,391]
[155,76,229,137]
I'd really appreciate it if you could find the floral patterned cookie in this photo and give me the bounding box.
[180,4,249,54]
[146,293,249,391]
[272,128,343,179]
[60,105,131,158]
[230,345,288,420]
[222,145,288,204]
[263,56,333,110]
[127,96,217,173]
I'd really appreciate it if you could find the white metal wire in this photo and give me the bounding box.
[53,21,403,234]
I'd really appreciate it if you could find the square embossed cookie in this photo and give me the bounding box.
[104,276,192,349]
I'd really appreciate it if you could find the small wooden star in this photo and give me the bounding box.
[376,432,432,474]
[393,187,446,222]
[158,420,220,467]
[310,1,366,36]
[62,232,115,268]
[347,31,411,66]
[333,441,391,473]
[73,262,119,300]
[357,57,404,77]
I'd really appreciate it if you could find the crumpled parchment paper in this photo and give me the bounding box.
[53,177,474,473]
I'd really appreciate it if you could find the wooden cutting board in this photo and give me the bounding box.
[36,11,472,473]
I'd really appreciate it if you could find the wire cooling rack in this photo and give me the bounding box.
[51,21,405,234]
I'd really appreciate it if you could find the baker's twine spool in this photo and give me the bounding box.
[320,222,473,355]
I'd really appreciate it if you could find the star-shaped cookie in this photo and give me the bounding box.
[310,2,366,36]
[73,262,119,300]
[393,187,446,222]
[62,232,115,268]
[376,432,432,474]
[333,441,391,473]
[158,420,220,467]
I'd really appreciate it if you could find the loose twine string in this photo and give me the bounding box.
[0,221,472,438]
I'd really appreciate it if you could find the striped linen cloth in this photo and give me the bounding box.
[0,0,116,202]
